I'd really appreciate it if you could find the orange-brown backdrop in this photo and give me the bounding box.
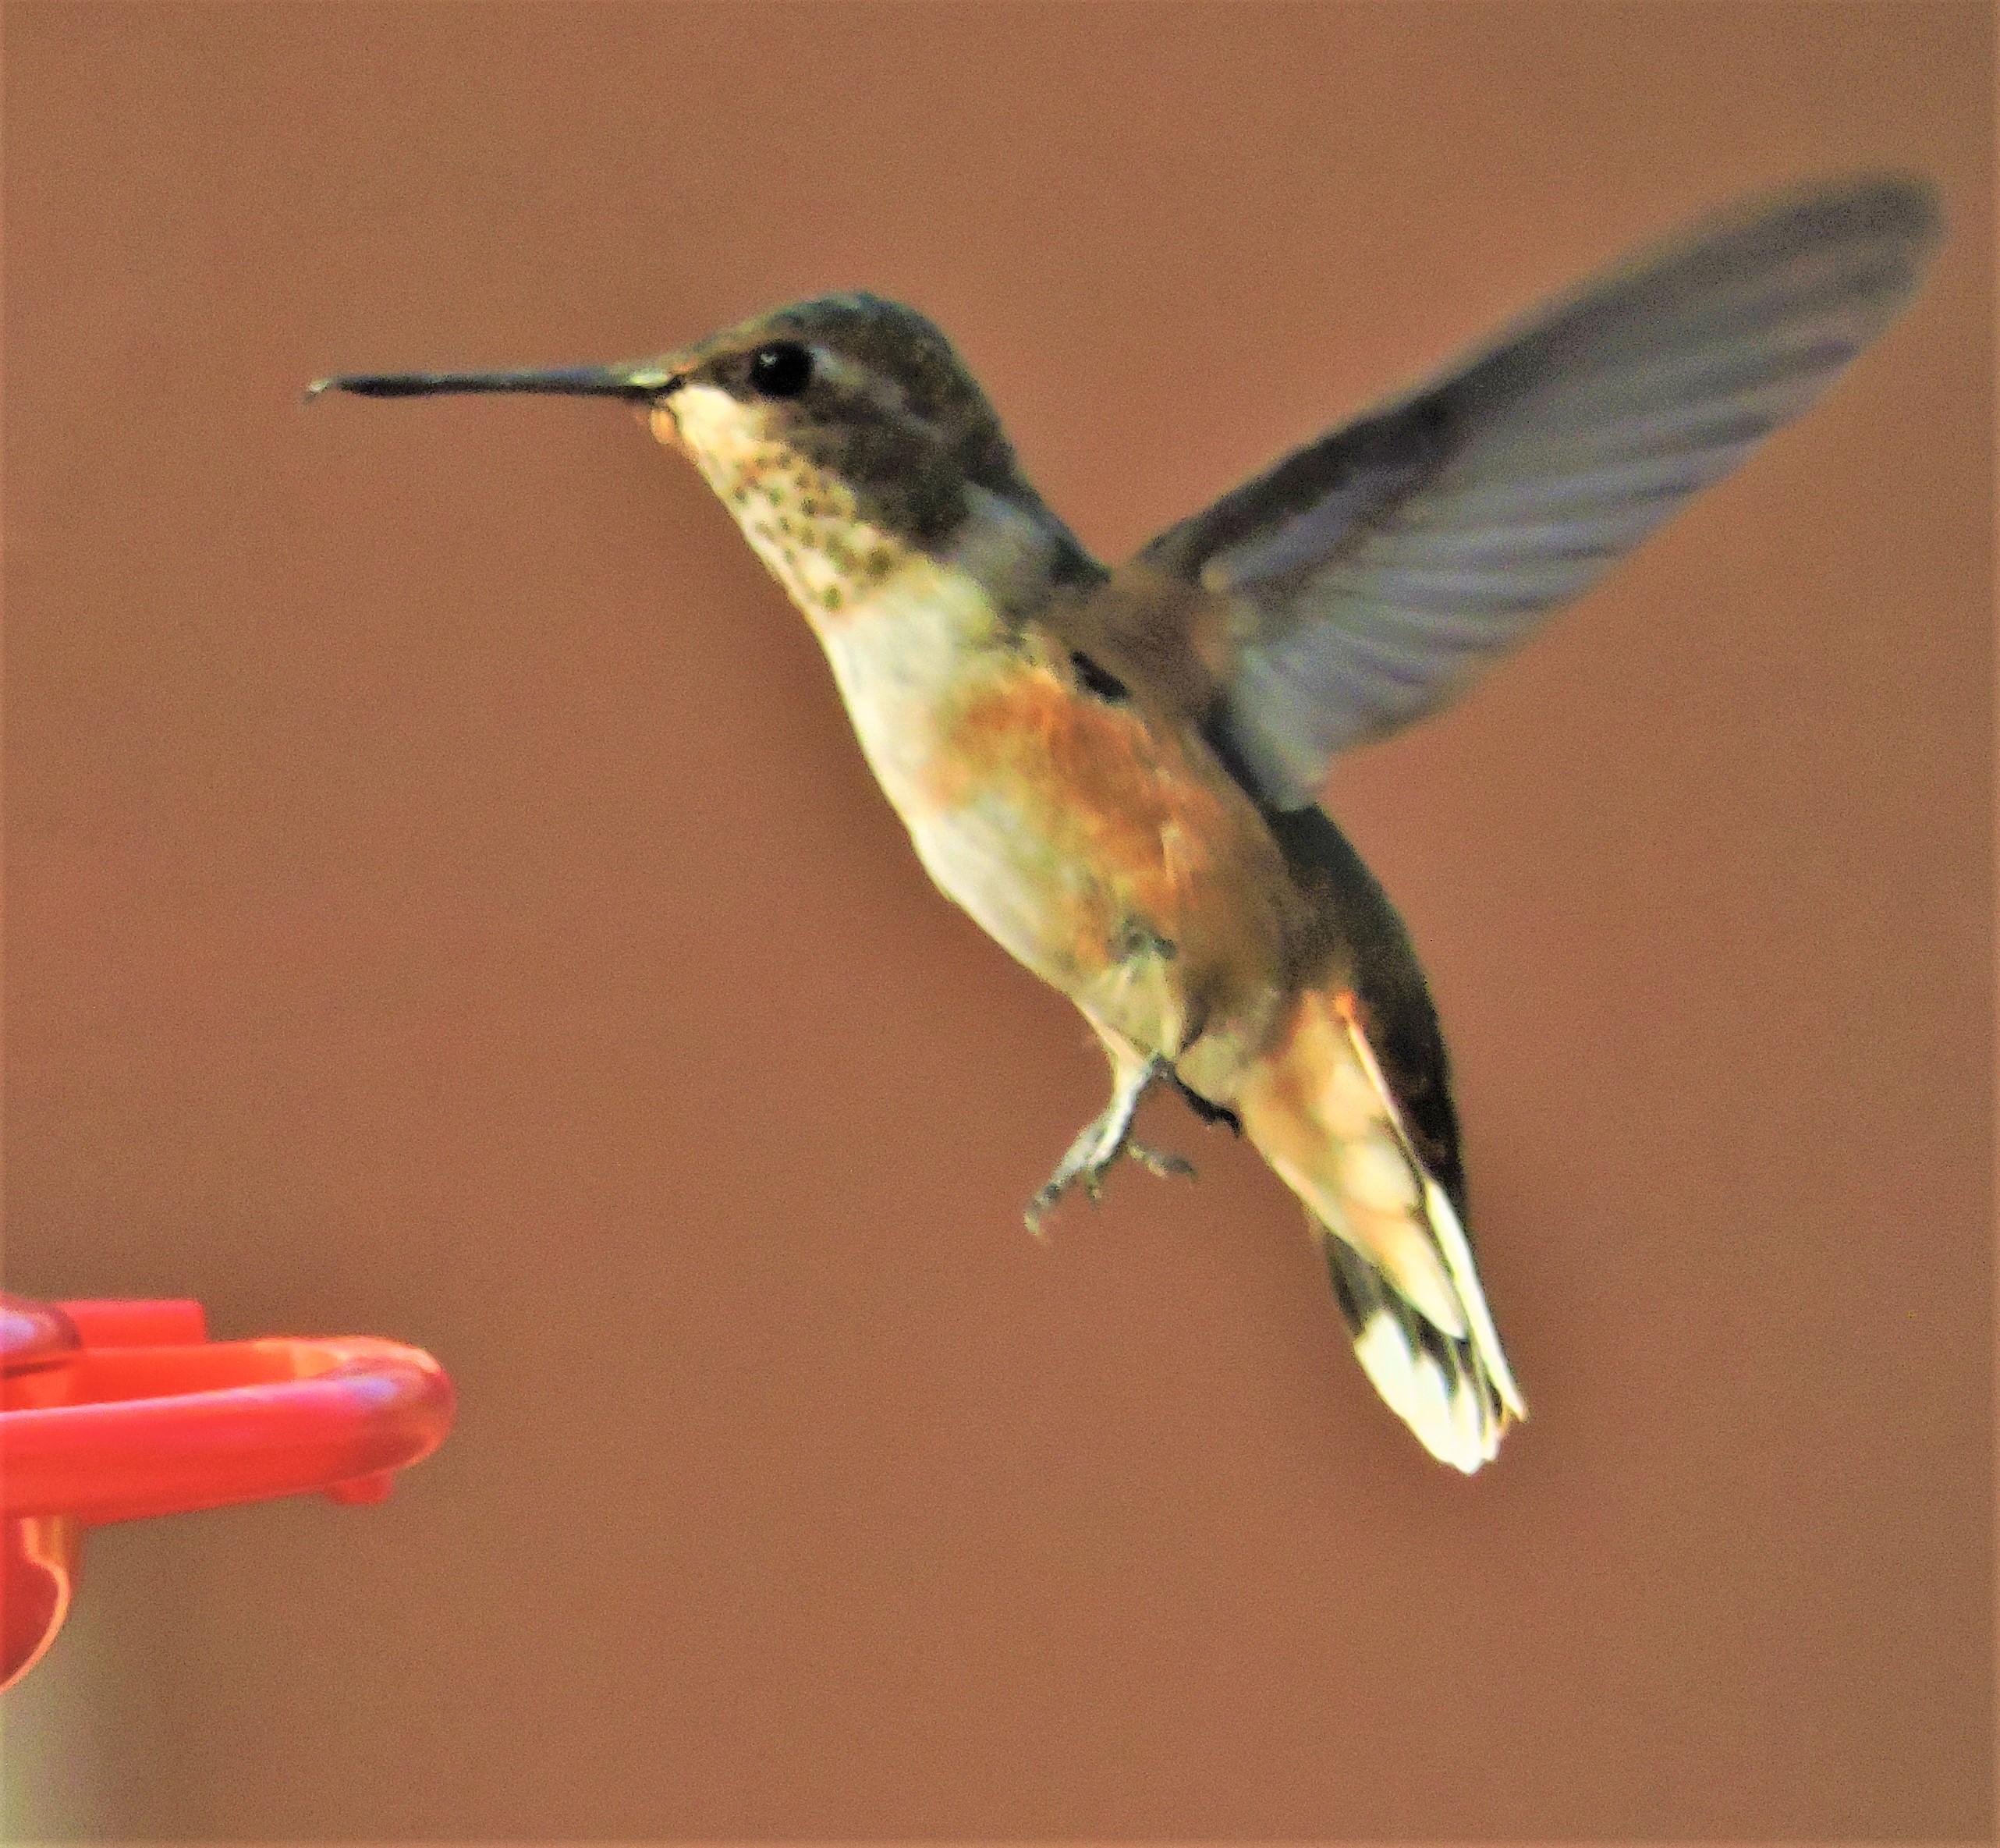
[4,2,1991,1837]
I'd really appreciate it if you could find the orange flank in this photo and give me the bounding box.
[924,656,1300,1045]
[934,664,1273,921]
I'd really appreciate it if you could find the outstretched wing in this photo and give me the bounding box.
[1133,175,1941,810]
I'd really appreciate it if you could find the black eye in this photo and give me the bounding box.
[746,342,814,398]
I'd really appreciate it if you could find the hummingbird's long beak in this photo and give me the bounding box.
[303,360,679,404]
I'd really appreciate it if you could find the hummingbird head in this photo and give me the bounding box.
[648,293,1087,620]
[312,293,1091,626]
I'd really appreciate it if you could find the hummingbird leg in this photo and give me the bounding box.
[1024,1052,1194,1241]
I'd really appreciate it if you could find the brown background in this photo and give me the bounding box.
[4,2,1991,1839]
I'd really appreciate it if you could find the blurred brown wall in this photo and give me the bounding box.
[4,1,1991,1838]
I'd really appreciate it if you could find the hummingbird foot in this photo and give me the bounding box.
[1023,1055,1194,1240]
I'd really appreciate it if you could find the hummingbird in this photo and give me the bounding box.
[311,175,1938,1471]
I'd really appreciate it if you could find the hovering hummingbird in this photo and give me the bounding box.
[312,176,1938,1471]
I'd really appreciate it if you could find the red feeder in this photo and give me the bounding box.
[1,1293,454,1690]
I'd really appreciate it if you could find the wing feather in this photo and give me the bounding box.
[1134,175,1941,809]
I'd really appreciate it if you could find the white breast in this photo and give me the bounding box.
[814,553,1009,811]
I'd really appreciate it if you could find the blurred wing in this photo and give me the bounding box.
[1136,175,1941,809]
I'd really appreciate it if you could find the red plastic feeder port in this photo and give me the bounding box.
[1,1293,454,1690]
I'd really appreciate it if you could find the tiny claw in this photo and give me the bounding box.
[1022,1059,1197,1234]
[1128,1143,1197,1183]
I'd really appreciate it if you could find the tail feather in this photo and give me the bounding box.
[1417,1170,1526,1421]
[1325,1222,1520,1474]
[1239,983,1526,1471]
